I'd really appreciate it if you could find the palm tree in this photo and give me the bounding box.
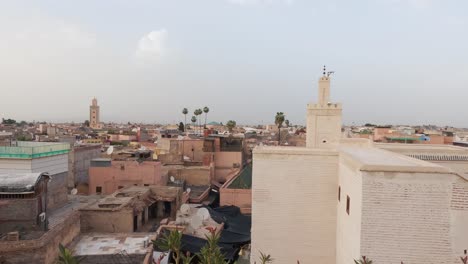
[57,243,84,264]
[203,106,209,129]
[191,115,197,131]
[193,110,199,135]
[275,112,285,144]
[285,119,290,128]
[182,108,188,134]
[226,120,236,133]
[194,108,203,135]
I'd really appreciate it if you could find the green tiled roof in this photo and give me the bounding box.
[227,164,252,189]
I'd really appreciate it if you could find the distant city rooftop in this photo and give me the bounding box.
[0,141,70,159]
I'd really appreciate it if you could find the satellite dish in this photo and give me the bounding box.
[39,212,46,222]
[190,214,203,230]
[186,188,191,194]
[70,188,78,195]
[180,204,190,216]
[170,176,175,183]
[107,146,114,155]
[197,208,210,221]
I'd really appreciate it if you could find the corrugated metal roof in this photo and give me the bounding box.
[0,172,49,193]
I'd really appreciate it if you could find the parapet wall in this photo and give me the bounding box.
[0,211,80,264]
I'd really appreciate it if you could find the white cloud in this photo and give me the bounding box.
[226,0,294,6]
[135,29,168,59]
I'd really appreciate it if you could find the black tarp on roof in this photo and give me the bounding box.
[156,229,240,262]
[198,205,251,245]
[155,205,251,263]
[180,233,240,261]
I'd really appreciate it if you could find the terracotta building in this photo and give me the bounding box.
[220,163,252,214]
[80,185,182,233]
[88,159,165,195]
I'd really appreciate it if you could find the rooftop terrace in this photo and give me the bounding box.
[0,141,70,159]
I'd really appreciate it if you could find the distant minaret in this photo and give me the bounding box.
[89,98,100,129]
[306,66,342,148]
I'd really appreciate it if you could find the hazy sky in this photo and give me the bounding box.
[0,0,467,127]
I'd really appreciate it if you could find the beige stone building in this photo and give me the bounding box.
[251,69,468,264]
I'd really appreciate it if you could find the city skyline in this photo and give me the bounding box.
[1,0,467,126]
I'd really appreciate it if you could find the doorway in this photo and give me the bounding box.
[133,215,138,232]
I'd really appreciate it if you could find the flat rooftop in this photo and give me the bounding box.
[340,145,452,173]
[377,142,468,152]
[253,145,338,156]
[73,233,152,256]
[81,186,150,211]
[0,141,70,159]
[377,143,468,162]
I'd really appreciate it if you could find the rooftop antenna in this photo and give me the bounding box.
[324,65,334,77]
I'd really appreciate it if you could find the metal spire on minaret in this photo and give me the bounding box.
[323,65,326,76]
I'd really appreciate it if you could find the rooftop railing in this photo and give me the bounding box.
[0,142,70,159]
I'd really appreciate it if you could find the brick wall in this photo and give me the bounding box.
[360,172,456,264]
[450,179,468,260]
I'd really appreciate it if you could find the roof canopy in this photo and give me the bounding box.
[0,172,50,193]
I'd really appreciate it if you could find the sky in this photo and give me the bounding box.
[0,0,467,127]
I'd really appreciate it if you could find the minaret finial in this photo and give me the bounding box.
[323,65,326,76]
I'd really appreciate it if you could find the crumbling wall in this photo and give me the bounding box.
[0,211,80,264]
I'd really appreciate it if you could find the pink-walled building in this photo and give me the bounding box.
[88,159,165,195]
[220,163,252,214]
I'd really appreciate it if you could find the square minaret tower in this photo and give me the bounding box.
[306,67,342,148]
